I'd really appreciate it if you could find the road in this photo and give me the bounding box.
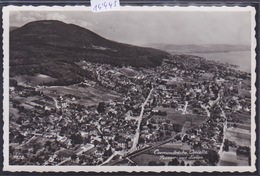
[108,102,212,165]
[209,93,221,107]
[100,151,125,166]
[17,135,36,148]
[217,102,228,165]
[57,157,71,166]
[128,87,154,153]
[182,101,188,114]
[76,144,95,155]
[52,97,59,109]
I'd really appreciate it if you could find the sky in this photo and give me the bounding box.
[9,10,252,46]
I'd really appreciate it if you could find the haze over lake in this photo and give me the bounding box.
[187,51,251,73]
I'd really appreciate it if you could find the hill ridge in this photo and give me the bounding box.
[10,20,170,85]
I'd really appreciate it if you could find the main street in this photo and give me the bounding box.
[128,87,154,153]
[217,105,228,165]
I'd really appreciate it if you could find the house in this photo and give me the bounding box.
[142,126,149,134]
[117,138,127,150]
[94,148,104,157]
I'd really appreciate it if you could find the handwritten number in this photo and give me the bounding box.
[108,1,113,8]
[93,4,97,12]
[93,0,118,11]
[103,2,107,9]
[98,4,101,10]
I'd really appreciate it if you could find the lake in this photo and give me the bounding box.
[188,51,251,73]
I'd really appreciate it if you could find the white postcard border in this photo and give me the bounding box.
[2,5,257,172]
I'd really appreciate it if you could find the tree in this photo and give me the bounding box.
[175,135,181,141]
[147,123,153,130]
[192,160,204,166]
[16,133,25,144]
[71,133,83,145]
[223,139,229,151]
[168,158,180,166]
[114,133,120,142]
[10,79,18,87]
[182,135,189,143]
[104,147,112,157]
[44,140,52,147]
[71,154,77,161]
[9,146,14,155]
[148,161,157,166]
[205,150,220,165]
[158,162,165,166]
[180,160,185,166]
[93,139,99,147]
[165,131,171,136]
[138,137,145,144]
[97,102,105,114]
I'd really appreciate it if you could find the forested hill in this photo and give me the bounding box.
[10,20,170,85]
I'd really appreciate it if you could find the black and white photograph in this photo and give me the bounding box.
[2,6,256,172]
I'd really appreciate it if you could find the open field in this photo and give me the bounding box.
[200,73,214,80]
[226,129,250,147]
[235,112,251,124]
[13,74,57,85]
[10,95,56,110]
[239,88,251,98]
[219,151,249,166]
[225,111,251,125]
[9,107,20,120]
[130,153,163,166]
[19,136,54,150]
[154,107,207,126]
[119,67,139,77]
[56,148,76,158]
[38,85,122,106]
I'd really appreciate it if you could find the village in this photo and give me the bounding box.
[9,55,251,166]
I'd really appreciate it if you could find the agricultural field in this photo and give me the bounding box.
[38,84,122,106]
[218,151,249,166]
[18,136,54,150]
[226,129,250,147]
[130,153,163,166]
[218,125,251,166]
[234,112,251,124]
[225,111,251,125]
[13,74,57,85]
[10,94,56,111]
[9,107,20,120]
[154,107,207,126]
[56,148,76,158]
[119,67,139,78]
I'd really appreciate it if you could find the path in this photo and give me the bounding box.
[100,151,125,166]
[182,101,188,114]
[52,97,59,109]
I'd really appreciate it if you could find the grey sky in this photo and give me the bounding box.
[9,10,251,46]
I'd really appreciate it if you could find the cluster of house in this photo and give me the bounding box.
[9,57,251,166]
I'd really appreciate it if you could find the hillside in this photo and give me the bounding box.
[10,20,170,85]
[10,26,19,31]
